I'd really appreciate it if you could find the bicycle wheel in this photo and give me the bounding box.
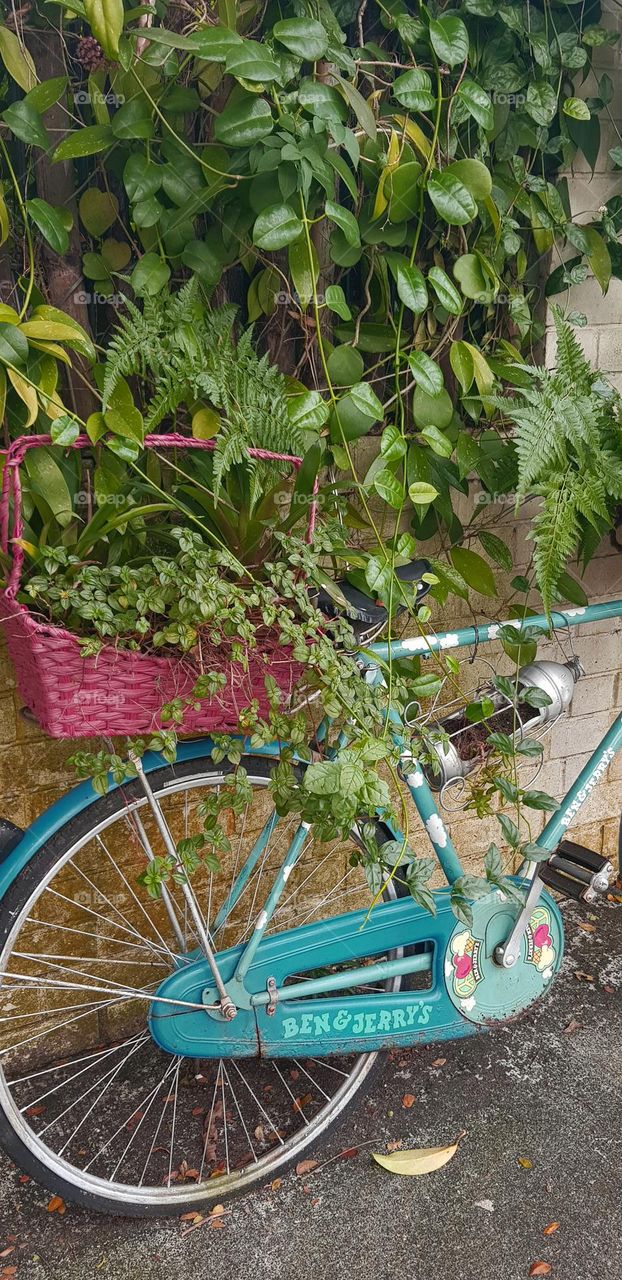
[0,753,406,1216]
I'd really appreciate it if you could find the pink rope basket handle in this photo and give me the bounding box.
[0,433,318,600]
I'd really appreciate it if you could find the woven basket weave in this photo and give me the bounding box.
[0,434,315,739]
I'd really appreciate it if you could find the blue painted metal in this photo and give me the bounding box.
[368,599,622,663]
[232,821,312,984]
[149,888,478,1058]
[210,808,280,936]
[444,889,564,1024]
[534,712,622,851]
[402,759,464,883]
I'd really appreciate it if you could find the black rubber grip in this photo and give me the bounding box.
[557,839,609,874]
[538,864,586,901]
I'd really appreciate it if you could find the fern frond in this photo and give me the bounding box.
[530,473,581,613]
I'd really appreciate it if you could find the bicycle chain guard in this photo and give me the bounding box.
[148,887,564,1058]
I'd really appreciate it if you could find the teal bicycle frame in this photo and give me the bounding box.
[143,598,622,1059]
[2,600,620,1061]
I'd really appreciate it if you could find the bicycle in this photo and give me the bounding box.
[0,572,619,1217]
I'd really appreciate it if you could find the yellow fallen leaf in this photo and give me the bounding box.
[372,1140,460,1176]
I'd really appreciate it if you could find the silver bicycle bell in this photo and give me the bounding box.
[423,658,582,790]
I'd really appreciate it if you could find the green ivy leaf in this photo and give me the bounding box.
[349,381,384,422]
[408,352,443,397]
[450,546,497,596]
[0,322,29,366]
[427,265,462,315]
[445,158,492,202]
[324,285,352,321]
[225,39,280,82]
[123,153,162,203]
[273,17,328,60]
[252,204,303,251]
[408,480,439,505]
[327,344,363,386]
[388,256,428,313]
[1,99,49,149]
[420,424,453,457]
[111,97,154,140]
[563,97,590,121]
[130,253,171,297]
[0,25,36,91]
[477,530,512,570]
[392,68,435,111]
[522,790,560,812]
[325,198,360,247]
[456,78,494,129]
[427,170,478,226]
[214,96,273,147]
[429,16,469,67]
[53,125,114,160]
[374,467,405,509]
[84,0,123,58]
[25,199,71,255]
[50,414,80,446]
[525,80,558,126]
[380,424,407,463]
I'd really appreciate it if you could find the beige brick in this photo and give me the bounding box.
[549,711,615,759]
[602,819,620,870]
[557,274,622,324]
[596,325,622,372]
[569,674,616,717]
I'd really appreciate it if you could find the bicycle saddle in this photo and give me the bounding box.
[317,557,432,634]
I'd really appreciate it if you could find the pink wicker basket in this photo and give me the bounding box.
[0,434,316,739]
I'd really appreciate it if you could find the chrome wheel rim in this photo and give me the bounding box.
[0,767,401,1208]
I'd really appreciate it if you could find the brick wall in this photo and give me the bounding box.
[1,23,621,887]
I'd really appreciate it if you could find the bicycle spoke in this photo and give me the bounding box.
[0,762,391,1209]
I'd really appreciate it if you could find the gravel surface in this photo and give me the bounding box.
[0,897,620,1280]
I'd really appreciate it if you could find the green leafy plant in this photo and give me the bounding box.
[496,309,622,610]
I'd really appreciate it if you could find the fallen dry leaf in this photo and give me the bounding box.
[270,1178,282,1191]
[517,1157,533,1169]
[578,922,595,933]
[47,1195,65,1215]
[295,1159,319,1177]
[563,1018,582,1035]
[0,1268,17,1278]
[386,1140,403,1153]
[603,984,616,994]
[210,1204,225,1217]
[180,1211,203,1223]
[543,1223,560,1236]
[0,1250,14,1260]
[528,1263,551,1276]
[372,1139,460,1177]
[574,971,594,982]
[402,1094,416,1108]
[210,1218,225,1230]
[337,1147,359,1160]
[475,1199,494,1212]
[431,1057,447,1068]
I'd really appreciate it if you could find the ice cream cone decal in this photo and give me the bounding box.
[525,906,556,979]
[448,929,483,1002]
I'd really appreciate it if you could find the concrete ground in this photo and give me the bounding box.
[0,897,620,1280]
